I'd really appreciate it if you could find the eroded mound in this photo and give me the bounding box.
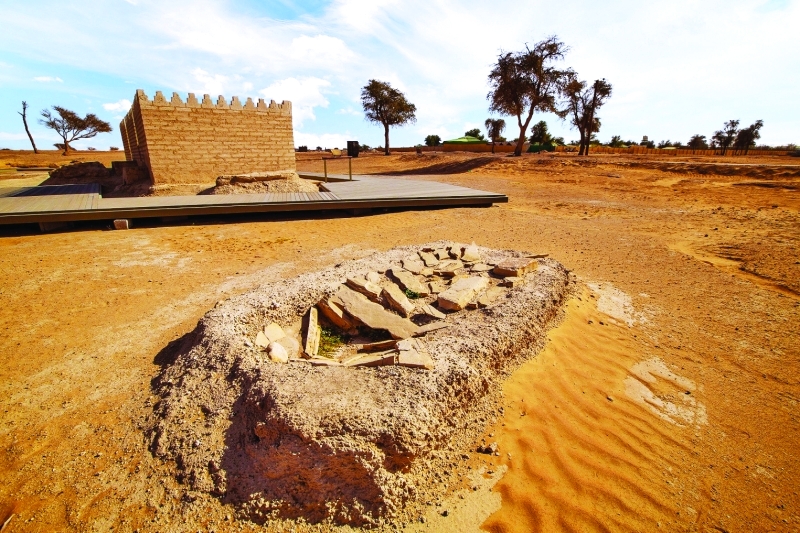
[146,242,573,526]
[210,171,319,194]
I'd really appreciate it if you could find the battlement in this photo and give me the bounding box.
[134,89,292,115]
[120,89,295,186]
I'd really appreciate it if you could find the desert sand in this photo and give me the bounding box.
[0,150,798,532]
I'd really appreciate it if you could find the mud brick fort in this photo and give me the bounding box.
[120,89,295,185]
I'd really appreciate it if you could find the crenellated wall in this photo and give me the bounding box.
[120,89,295,185]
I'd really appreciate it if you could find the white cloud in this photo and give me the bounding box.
[102,99,132,112]
[0,132,28,141]
[1,0,799,146]
[337,107,361,116]
[293,131,350,150]
[33,76,63,82]
[191,68,228,96]
[260,77,331,127]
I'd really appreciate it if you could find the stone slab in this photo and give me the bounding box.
[318,297,356,330]
[387,268,428,296]
[437,276,491,311]
[346,277,383,301]
[477,286,506,308]
[493,258,538,278]
[382,283,416,317]
[336,286,418,339]
[264,322,286,343]
[303,307,321,357]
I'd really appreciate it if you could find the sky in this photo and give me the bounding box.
[0,0,798,151]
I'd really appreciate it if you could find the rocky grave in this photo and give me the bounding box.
[145,242,573,527]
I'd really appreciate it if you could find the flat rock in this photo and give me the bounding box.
[477,286,506,308]
[470,263,494,273]
[309,358,341,367]
[346,277,382,301]
[461,242,481,262]
[418,251,439,267]
[264,322,286,343]
[336,286,418,339]
[418,303,446,320]
[434,260,464,277]
[345,351,397,367]
[268,341,289,363]
[420,267,435,277]
[382,283,416,317]
[388,268,428,296]
[414,322,450,336]
[354,339,397,352]
[366,271,382,284]
[397,338,434,370]
[255,331,270,349]
[437,276,490,311]
[303,308,321,357]
[400,259,425,275]
[493,258,538,278]
[317,297,357,330]
[427,281,447,295]
[433,248,450,260]
[502,276,525,288]
[275,335,300,359]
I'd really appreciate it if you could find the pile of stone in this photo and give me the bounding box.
[251,243,541,370]
[212,171,319,194]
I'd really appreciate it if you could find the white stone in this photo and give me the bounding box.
[461,242,481,262]
[264,322,286,343]
[268,342,289,363]
[255,331,270,349]
[437,276,490,311]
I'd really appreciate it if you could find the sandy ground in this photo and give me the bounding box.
[0,150,798,532]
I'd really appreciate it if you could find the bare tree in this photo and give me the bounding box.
[560,75,612,155]
[487,36,569,156]
[18,101,38,153]
[711,120,739,156]
[733,120,763,155]
[484,118,506,153]
[361,80,416,156]
[39,106,112,155]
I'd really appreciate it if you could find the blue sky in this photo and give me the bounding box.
[1,0,798,151]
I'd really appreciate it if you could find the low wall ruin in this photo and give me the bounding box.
[120,90,295,185]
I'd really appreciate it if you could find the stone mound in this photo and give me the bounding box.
[145,242,573,526]
[211,171,319,194]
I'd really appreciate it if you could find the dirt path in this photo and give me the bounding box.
[0,152,798,532]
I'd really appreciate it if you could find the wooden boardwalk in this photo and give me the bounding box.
[0,174,507,226]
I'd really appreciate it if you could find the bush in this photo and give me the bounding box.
[297,145,308,152]
[110,146,120,151]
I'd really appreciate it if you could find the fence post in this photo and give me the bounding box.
[349,157,352,180]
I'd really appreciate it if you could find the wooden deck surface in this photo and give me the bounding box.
[0,175,507,226]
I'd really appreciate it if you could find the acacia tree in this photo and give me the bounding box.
[424,134,441,147]
[687,134,708,150]
[733,120,763,155]
[711,120,739,156]
[464,128,485,140]
[360,80,416,156]
[487,36,569,156]
[529,120,553,144]
[484,118,506,154]
[560,75,612,155]
[39,106,112,155]
[18,101,38,153]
